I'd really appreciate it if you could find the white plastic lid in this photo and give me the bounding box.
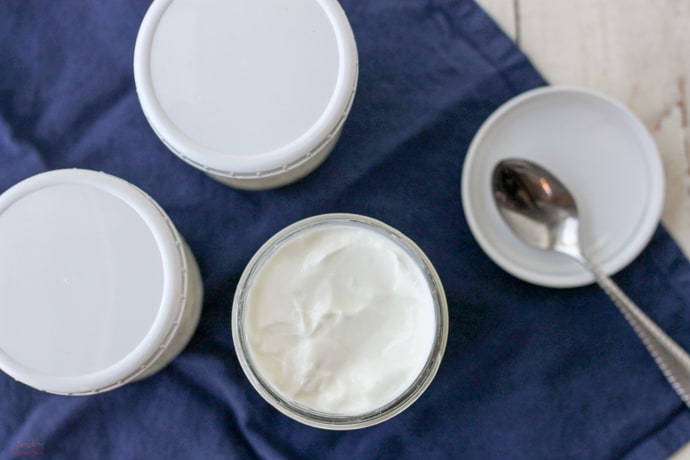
[0,170,186,394]
[134,0,358,178]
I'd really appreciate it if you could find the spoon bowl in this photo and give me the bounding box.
[492,159,580,258]
[492,158,690,408]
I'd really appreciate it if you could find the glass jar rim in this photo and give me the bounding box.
[231,213,449,430]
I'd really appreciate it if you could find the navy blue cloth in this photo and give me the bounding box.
[1,1,690,458]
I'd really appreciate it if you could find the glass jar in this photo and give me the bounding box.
[134,0,359,190]
[232,213,448,429]
[0,169,203,394]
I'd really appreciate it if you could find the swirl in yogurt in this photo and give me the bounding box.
[244,223,436,415]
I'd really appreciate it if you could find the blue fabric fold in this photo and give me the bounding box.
[1,1,689,458]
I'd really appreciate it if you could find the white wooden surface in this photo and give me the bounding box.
[475,1,690,458]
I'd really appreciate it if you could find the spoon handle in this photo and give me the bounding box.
[583,259,690,408]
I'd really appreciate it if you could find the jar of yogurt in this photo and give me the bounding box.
[0,169,203,395]
[232,214,448,429]
[133,0,358,190]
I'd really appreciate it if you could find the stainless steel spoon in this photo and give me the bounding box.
[492,157,690,407]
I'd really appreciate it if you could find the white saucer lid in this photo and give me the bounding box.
[0,170,184,394]
[134,0,358,177]
[461,86,664,287]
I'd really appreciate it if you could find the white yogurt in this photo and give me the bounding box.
[233,214,447,429]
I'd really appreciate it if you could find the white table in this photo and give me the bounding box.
[475,1,690,457]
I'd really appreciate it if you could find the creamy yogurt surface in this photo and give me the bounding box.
[243,223,436,415]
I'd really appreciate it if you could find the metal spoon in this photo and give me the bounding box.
[492,157,690,408]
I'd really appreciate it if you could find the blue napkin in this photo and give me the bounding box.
[1,1,690,458]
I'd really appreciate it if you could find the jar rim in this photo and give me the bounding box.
[231,213,449,429]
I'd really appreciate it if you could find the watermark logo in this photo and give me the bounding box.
[13,440,45,456]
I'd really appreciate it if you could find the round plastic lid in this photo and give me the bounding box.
[134,0,358,176]
[0,170,183,393]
